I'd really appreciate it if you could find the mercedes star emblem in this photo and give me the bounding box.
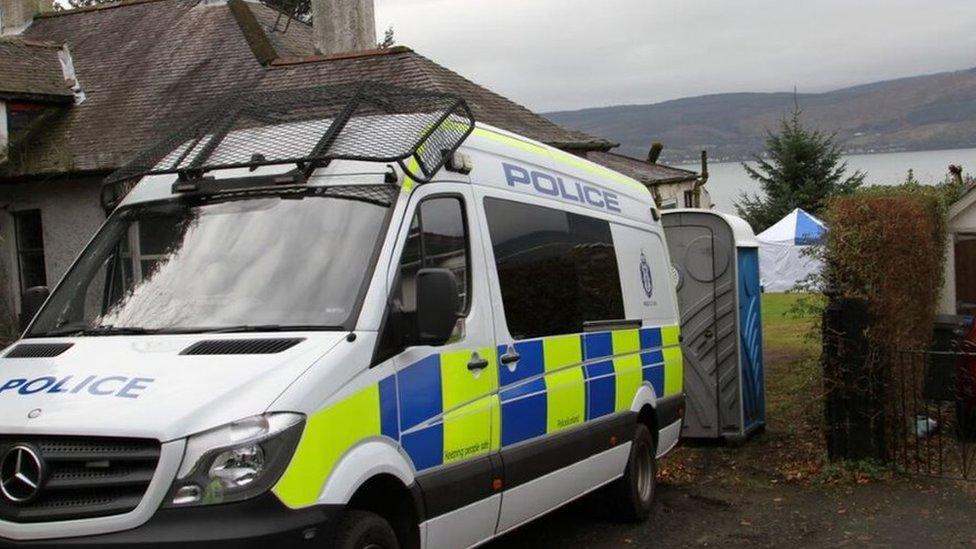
[0,445,45,504]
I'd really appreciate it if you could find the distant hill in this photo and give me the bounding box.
[545,66,976,164]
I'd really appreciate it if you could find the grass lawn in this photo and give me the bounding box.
[760,293,823,440]
[762,292,821,356]
[660,292,829,485]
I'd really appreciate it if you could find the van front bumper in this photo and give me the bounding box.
[0,494,342,548]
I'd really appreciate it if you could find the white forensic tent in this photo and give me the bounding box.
[757,208,826,292]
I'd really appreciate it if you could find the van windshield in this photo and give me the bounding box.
[27,186,395,337]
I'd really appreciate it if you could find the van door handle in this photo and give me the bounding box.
[500,351,521,365]
[468,355,489,372]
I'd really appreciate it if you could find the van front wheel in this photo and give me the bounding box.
[607,423,657,522]
[333,510,400,549]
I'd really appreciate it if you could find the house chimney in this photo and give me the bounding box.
[647,142,663,164]
[312,0,376,56]
[0,0,46,36]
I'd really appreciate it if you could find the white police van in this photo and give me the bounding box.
[0,84,684,549]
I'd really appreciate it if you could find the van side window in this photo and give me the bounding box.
[397,196,470,315]
[484,197,624,339]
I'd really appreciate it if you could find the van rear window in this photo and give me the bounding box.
[483,197,625,340]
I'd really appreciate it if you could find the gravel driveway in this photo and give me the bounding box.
[487,463,976,548]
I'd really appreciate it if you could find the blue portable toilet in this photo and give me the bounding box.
[662,210,766,442]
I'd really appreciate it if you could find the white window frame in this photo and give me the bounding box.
[0,101,8,163]
[122,222,169,283]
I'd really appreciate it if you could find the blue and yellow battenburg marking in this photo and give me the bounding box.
[274,326,681,508]
[497,326,682,447]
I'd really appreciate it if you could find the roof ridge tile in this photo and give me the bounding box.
[269,45,413,67]
[0,36,63,48]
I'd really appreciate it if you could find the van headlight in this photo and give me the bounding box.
[166,413,305,507]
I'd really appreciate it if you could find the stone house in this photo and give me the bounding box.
[0,0,705,327]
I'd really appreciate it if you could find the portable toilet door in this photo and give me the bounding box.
[662,210,766,442]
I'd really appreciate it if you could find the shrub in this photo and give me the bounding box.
[824,189,945,348]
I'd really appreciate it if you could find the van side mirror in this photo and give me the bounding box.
[415,268,460,346]
[20,286,50,331]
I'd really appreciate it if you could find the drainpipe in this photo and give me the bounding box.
[693,150,709,208]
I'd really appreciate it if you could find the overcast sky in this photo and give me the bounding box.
[374,0,976,113]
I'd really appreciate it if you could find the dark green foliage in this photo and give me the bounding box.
[735,107,865,232]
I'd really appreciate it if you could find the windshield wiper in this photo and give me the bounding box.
[201,325,339,334]
[37,324,339,337]
[81,325,157,336]
[35,325,157,338]
[205,325,283,334]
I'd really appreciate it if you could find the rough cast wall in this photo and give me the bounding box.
[656,180,713,210]
[0,177,104,326]
[311,0,376,54]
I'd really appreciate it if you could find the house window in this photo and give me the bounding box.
[660,198,678,210]
[684,190,696,208]
[13,210,46,293]
[117,216,183,286]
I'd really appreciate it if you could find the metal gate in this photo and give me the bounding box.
[888,349,976,480]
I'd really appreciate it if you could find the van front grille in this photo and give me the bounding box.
[0,436,160,523]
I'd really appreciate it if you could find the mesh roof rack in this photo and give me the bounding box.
[106,81,476,187]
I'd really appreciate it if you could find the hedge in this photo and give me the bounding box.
[824,188,947,349]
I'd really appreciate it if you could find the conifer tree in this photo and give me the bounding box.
[735,106,864,232]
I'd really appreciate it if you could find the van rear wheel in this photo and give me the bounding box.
[333,510,399,549]
[607,423,657,522]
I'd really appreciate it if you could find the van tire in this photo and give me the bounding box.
[333,510,400,549]
[607,423,656,523]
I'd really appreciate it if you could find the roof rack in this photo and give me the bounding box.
[105,81,476,189]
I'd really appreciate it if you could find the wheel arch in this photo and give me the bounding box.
[318,438,415,505]
[347,473,423,549]
[631,383,660,450]
[318,439,421,549]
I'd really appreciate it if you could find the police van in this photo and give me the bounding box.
[0,83,684,549]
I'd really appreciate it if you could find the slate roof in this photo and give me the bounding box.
[586,151,699,186]
[0,37,73,102]
[262,48,604,150]
[1,0,612,179]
